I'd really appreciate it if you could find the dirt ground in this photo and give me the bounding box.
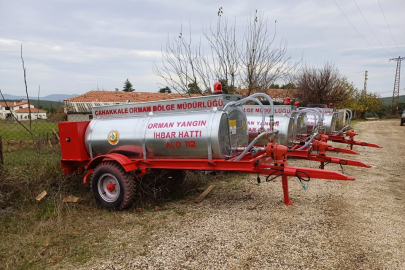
[55,119,404,270]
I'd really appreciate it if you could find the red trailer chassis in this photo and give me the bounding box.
[62,145,354,207]
[328,130,382,149]
[59,121,356,209]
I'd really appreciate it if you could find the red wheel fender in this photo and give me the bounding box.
[86,154,137,172]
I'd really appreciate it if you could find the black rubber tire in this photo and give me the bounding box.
[91,162,135,211]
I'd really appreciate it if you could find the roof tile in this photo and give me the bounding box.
[66,91,201,103]
[14,107,47,113]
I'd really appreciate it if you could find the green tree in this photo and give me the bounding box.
[158,86,172,93]
[187,82,202,95]
[280,83,295,89]
[218,79,236,94]
[339,79,384,118]
[122,79,135,92]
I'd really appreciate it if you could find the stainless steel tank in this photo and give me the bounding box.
[243,105,302,147]
[295,112,308,139]
[306,108,337,134]
[85,95,248,160]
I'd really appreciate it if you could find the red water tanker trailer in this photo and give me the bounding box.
[59,92,356,210]
[243,104,370,170]
[305,105,382,149]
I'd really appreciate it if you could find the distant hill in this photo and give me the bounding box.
[1,93,79,102]
[380,95,405,106]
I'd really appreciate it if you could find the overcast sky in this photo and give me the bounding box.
[1,0,404,98]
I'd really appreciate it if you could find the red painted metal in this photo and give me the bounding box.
[328,133,383,149]
[58,121,90,161]
[287,150,371,168]
[282,174,293,205]
[312,139,328,155]
[346,130,356,140]
[86,153,137,172]
[107,183,115,191]
[82,170,93,184]
[61,160,90,175]
[326,146,359,155]
[265,143,288,163]
[290,135,360,155]
[60,141,355,205]
[298,130,382,150]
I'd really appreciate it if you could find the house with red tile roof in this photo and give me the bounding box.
[14,107,47,120]
[64,91,202,121]
[0,101,47,120]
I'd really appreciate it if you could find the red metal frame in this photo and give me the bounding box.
[61,142,355,206]
[58,118,362,206]
[328,133,383,149]
[286,149,371,169]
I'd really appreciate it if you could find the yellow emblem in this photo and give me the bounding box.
[108,130,119,145]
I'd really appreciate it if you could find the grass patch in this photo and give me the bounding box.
[0,120,58,140]
[0,143,235,269]
[0,122,243,269]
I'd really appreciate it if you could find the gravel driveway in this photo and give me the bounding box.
[58,119,405,270]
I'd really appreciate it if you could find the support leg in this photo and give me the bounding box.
[320,161,325,169]
[282,174,293,205]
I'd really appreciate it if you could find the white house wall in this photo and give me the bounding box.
[15,112,47,120]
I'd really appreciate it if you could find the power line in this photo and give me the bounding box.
[378,0,404,55]
[331,0,383,57]
[352,0,389,53]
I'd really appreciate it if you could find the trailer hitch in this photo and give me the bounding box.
[286,149,371,169]
[258,142,356,205]
[328,131,383,149]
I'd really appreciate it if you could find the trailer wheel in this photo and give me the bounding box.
[91,162,135,211]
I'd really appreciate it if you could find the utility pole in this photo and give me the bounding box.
[363,71,368,94]
[390,56,405,116]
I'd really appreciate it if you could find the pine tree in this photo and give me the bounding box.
[122,79,135,92]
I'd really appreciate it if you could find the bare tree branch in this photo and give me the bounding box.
[240,12,300,95]
[154,9,300,96]
[204,17,239,92]
[153,23,213,95]
[294,62,349,106]
[21,44,33,131]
